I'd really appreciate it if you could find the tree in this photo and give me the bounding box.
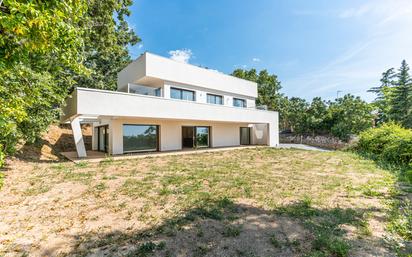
[232,69,283,110]
[73,0,141,91]
[0,1,88,166]
[0,0,140,167]
[284,97,309,134]
[368,68,396,123]
[306,97,328,135]
[391,60,412,128]
[328,94,373,141]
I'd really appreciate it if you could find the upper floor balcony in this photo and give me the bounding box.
[117,52,258,99]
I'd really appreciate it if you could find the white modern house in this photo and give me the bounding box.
[61,52,279,157]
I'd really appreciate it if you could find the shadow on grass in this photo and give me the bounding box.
[40,198,392,257]
[354,151,412,256]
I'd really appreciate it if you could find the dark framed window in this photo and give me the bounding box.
[97,125,109,153]
[170,87,195,101]
[123,124,159,152]
[207,94,223,105]
[233,98,246,108]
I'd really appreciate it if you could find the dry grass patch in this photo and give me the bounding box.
[0,148,398,256]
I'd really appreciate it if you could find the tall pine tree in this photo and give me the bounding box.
[368,68,395,123]
[391,60,412,128]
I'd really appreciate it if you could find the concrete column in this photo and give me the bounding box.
[70,117,87,157]
[267,112,280,147]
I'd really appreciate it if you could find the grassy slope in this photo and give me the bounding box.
[0,148,407,256]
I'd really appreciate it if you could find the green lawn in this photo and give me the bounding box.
[0,148,409,256]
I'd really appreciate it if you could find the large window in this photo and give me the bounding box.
[233,98,246,108]
[123,125,158,152]
[207,94,223,105]
[129,84,161,97]
[170,87,195,101]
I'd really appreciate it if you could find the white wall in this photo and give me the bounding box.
[62,88,280,155]
[117,52,258,98]
[117,54,146,91]
[105,117,249,154]
[211,123,240,147]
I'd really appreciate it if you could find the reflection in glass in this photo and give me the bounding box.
[233,98,246,108]
[98,126,108,152]
[196,127,209,148]
[170,87,195,101]
[207,94,223,105]
[123,125,157,152]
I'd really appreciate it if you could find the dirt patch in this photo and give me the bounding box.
[12,124,92,162]
[0,148,396,256]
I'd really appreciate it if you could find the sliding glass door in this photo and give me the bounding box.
[195,127,209,148]
[123,125,158,152]
[182,126,210,148]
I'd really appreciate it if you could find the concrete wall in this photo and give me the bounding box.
[94,117,251,155]
[65,88,277,127]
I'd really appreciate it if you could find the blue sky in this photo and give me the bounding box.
[127,0,412,102]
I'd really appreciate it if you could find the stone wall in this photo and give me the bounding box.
[280,133,350,150]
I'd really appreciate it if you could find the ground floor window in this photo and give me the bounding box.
[123,124,158,152]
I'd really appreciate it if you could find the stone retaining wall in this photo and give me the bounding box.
[280,133,350,150]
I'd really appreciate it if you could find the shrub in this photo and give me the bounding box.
[357,123,412,166]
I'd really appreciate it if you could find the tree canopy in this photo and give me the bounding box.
[369,60,412,128]
[0,0,139,166]
[232,68,373,141]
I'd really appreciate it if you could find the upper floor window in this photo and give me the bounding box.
[170,87,195,101]
[233,98,246,108]
[129,84,161,97]
[207,94,223,105]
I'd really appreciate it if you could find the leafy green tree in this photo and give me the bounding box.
[0,0,88,166]
[306,97,328,135]
[368,68,396,123]
[232,69,283,110]
[73,0,141,90]
[391,60,412,128]
[327,94,373,141]
[284,97,309,134]
[0,1,140,166]
[232,68,288,129]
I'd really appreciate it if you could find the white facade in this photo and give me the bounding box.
[61,52,279,157]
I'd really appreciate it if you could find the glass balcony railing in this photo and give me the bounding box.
[128,84,161,97]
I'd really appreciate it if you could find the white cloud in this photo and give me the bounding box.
[252,57,261,62]
[284,0,412,101]
[168,49,193,63]
[138,44,143,49]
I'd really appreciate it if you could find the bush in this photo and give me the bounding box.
[357,123,412,166]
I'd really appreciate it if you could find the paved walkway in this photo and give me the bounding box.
[279,143,331,152]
